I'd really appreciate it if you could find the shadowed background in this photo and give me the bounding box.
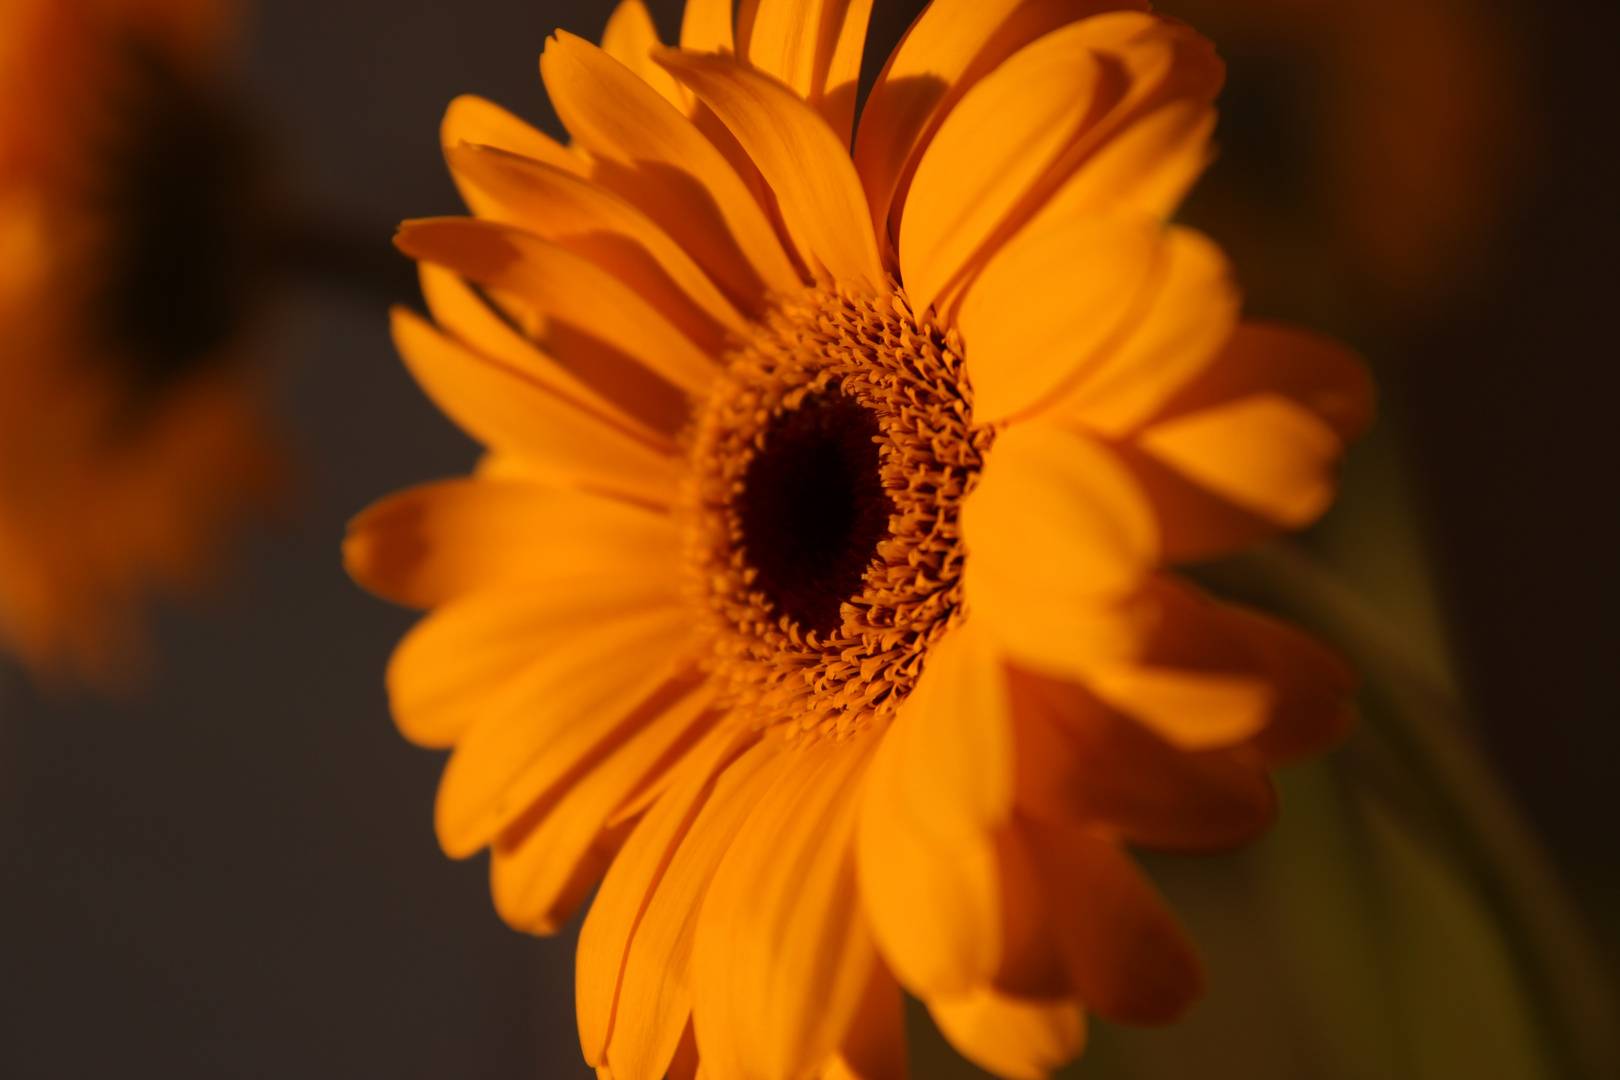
[0,0,1614,1076]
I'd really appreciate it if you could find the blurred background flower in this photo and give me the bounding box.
[0,1,1615,1077]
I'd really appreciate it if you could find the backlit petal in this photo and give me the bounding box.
[958,214,1161,424]
[441,93,584,175]
[962,424,1156,677]
[542,31,801,308]
[390,308,679,507]
[742,0,874,146]
[434,607,694,857]
[929,987,1085,1080]
[691,730,879,1080]
[824,961,906,1080]
[602,0,684,110]
[342,478,677,610]
[658,49,885,288]
[681,0,736,55]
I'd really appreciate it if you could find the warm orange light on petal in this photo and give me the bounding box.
[929,986,1086,1080]
[602,0,685,111]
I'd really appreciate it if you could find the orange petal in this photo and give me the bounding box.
[958,214,1161,424]
[854,0,1150,258]
[1006,664,1275,851]
[928,987,1085,1080]
[1045,226,1239,437]
[858,705,1001,998]
[607,736,792,1080]
[390,307,680,507]
[1020,817,1204,1024]
[433,607,695,857]
[1138,394,1345,528]
[440,94,585,176]
[691,730,879,1080]
[541,31,801,309]
[681,0,736,55]
[490,678,717,933]
[601,0,683,110]
[741,0,874,146]
[961,424,1156,678]
[824,960,907,1080]
[343,477,678,610]
[1113,441,1279,562]
[444,143,746,353]
[577,723,761,1068]
[396,218,716,399]
[1214,604,1356,766]
[1083,661,1272,751]
[657,49,885,288]
[418,263,675,446]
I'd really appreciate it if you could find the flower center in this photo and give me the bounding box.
[736,392,894,637]
[684,283,993,737]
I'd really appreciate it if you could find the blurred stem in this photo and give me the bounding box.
[1199,543,1619,1080]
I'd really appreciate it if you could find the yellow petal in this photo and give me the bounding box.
[853,0,1149,257]
[382,582,667,751]
[343,477,678,610]
[577,723,761,1068]
[1044,226,1238,437]
[433,606,695,857]
[1083,661,1272,751]
[928,988,1086,1080]
[657,49,885,288]
[441,93,585,175]
[444,142,746,353]
[681,0,736,55]
[1138,393,1344,527]
[691,730,879,1080]
[961,423,1156,678]
[418,262,675,446]
[390,307,679,507]
[541,31,800,309]
[601,0,684,110]
[858,706,1001,998]
[396,218,716,400]
[608,737,793,1080]
[490,677,717,933]
[958,215,1161,424]
[742,0,874,146]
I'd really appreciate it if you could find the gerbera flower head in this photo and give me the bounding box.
[0,0,280,681]
[346,1,1374,1077]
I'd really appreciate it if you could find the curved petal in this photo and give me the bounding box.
[343,478,679,610]
[607,737,792,1080]
[681,0,736,55]
[383,581,675,751]
[490,677,717,933]
[854,0,1150,256]
[741,0,874,146]
[928,987,1085,1080]
[1019,818,1205,1024]
[1006,664,1275,851]
[691,730,879,1080]
[1113,441,1279,562]
[958,214,1161,424]
[396,218,716,399]
[824,960,906,1080]
[1083,661,1272,751]
[658,49,885,288]
[434,607,695,857]
[858,703,1001,998]
[444,142,746,353]
[961,423,1156,678]
[602,0,684,110]
[418,263,675,446]
[390,307,680,507]
[1044,226,1239,437]
[1211,603,1357,766]
[441,93,584,175]
[577,723,761,1068]
[542,31,801,309]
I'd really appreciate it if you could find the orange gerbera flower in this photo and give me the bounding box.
[0,0,279,682]
[346,1,1373,1077]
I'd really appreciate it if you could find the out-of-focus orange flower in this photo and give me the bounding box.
[0,0,281,683]
[345,1,1373,1077]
